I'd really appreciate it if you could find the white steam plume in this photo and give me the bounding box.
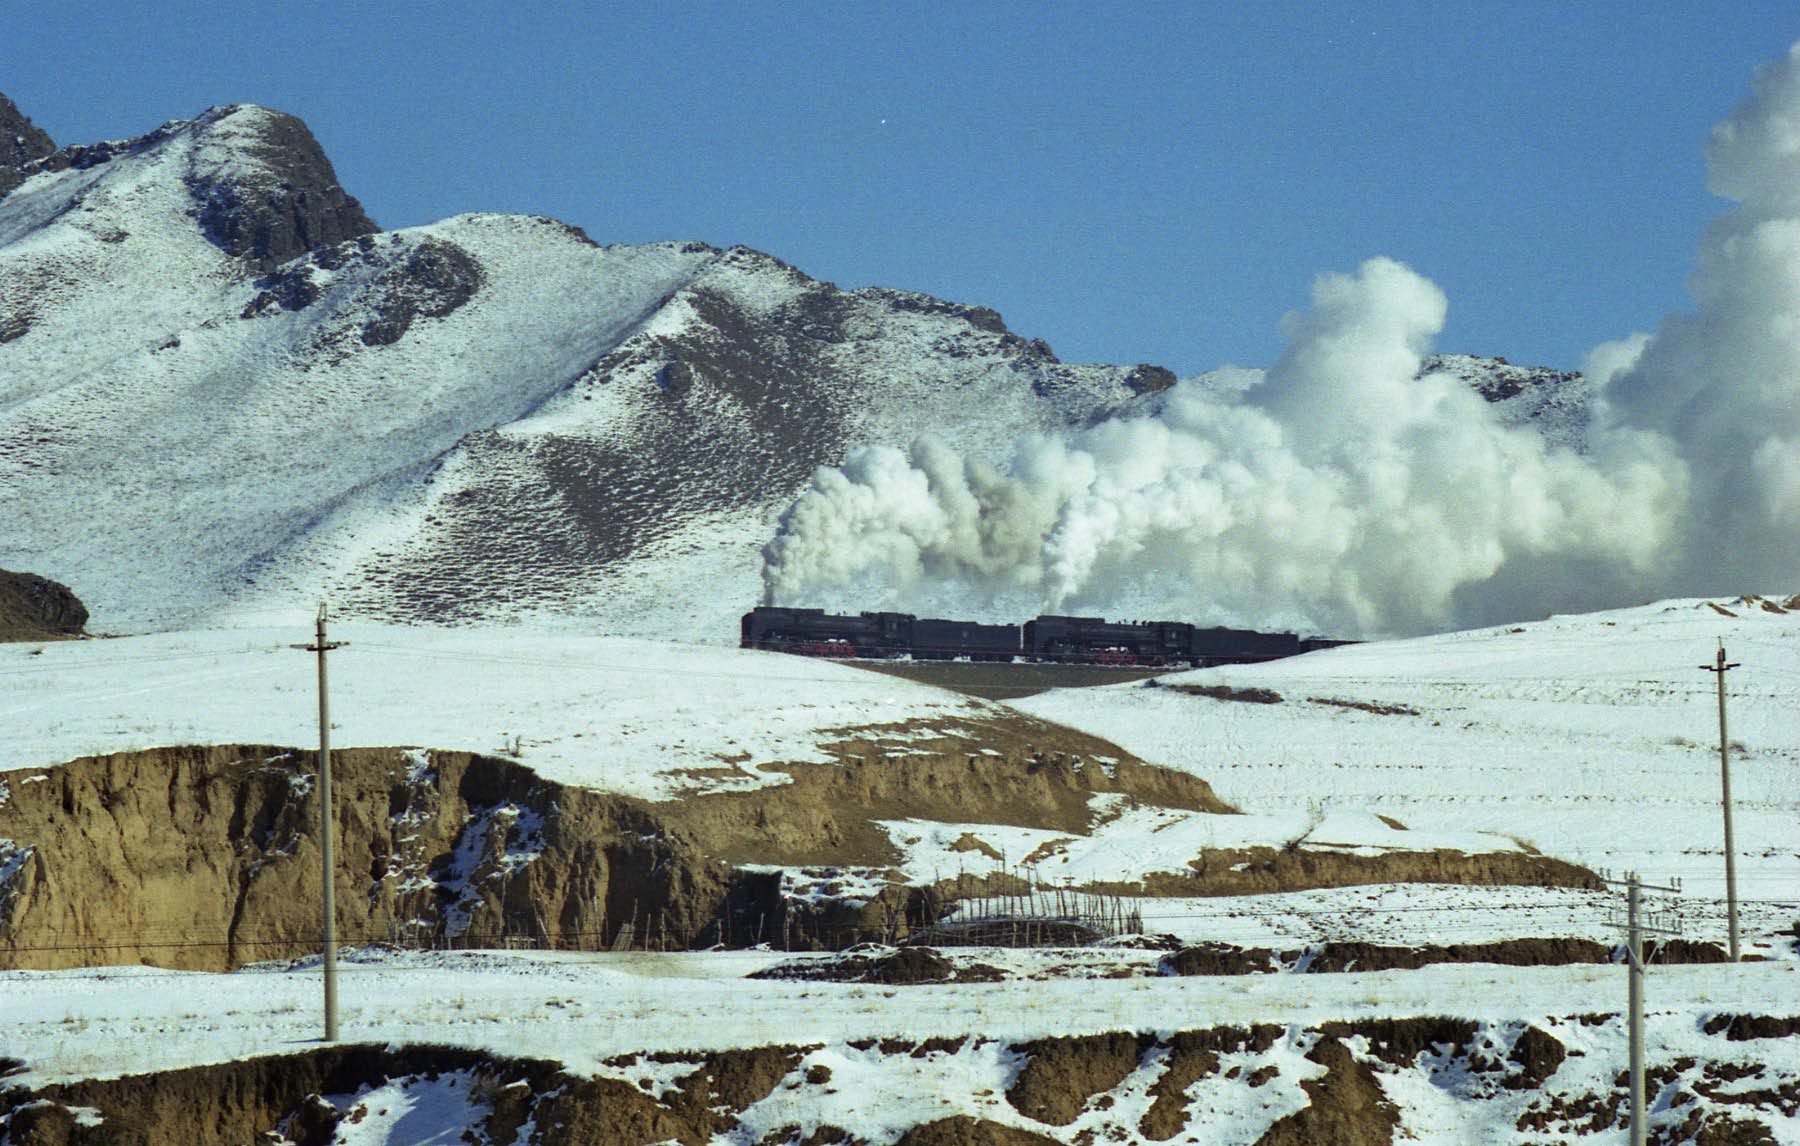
[1601,41,1800,595]
[763,256,1682,636]
[765,41,1800,636]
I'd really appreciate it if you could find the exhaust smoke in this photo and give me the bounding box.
[764,42,1800,637]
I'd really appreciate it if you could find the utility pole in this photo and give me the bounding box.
[295,603,348,1042]
[1605,871,1682,1146]
[1699,641,1742,961]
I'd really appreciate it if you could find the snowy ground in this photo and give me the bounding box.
[3,599,1800,1140]
[879,799,1529,888]
[1017,598,1800,919]
[0,625,985,801]
[3,946,1795,1140]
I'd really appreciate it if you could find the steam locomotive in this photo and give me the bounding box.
[741,606,1352,667]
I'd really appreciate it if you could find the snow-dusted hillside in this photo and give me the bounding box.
[0,624,990,802]
[2,599,1796,1141]
[5,950,1797,1144]
[1017,596,1800,933]
[1423,353,1592,450]
[0,96,1592,640]
[0,100,1165,637]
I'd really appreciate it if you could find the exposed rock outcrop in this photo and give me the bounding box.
[0,745,729,971]
[183,105,377,269]
[0,92,56,197]
[0,570,86,640]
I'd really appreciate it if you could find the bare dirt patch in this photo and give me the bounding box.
[896,1117,1058,1145]
[1005,1032,1152,1125]
[749,945,1004,985]
[1157,937,1682,976]
[11,1016,1798,1145]
[1307,696,1420,717]
[1147,679,1284,704]
[1132,844,1600,899]
[1139,1026,1283,1140]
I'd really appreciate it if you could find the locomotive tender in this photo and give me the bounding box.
[741,606,1350,667]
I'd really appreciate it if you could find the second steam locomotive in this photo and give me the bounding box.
[742,606,1351,667]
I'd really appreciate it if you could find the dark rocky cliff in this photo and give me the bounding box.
[185,104,379,268]
[0,569,86,640]
[0,92,56,197]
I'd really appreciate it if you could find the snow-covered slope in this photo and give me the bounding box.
[5,950,1797,1145]
[0,624,987,802]
[0,101,1167,636]
[1017,596,1800,916]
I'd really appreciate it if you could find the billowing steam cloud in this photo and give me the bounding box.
[764,42,1800,637]
[1600,41,1800,597]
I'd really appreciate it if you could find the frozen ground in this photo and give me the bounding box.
[3,946,1795,1143]
[0,624,985,801]
[1017,597,1800,920]
[2,600,1798,1140]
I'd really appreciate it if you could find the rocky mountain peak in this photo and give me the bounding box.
[183,103,379,269]
[0,92,56,196]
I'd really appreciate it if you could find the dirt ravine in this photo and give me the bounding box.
[0,721,1594,970]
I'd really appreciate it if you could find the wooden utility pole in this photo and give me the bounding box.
[1699,641,1742,961]
[1606,871,1682,1146]
[296,603,348,1042]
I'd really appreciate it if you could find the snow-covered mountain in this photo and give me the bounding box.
[0,96,1590,637]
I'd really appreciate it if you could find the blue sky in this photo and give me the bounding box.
[6,3,1797,374]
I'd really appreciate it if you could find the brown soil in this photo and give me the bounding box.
[0,746,731,971]
[1255,1033,1398,1146]
[750,946,1004,985]
[1160,942,1280,975]
[0,720,1229,969]
[1154,681,1284,704]
[1139,1026,1283,1139]
[894,1118,1058,1145]
[10,1015,1799,1145]
[4,1044,516,1146]
[1651,938,1733,964]
[1004,1032,1152,1125]
[1507,1024,1567,1089]
[2,1041,818,1146]
[1134,845,1600,898]
[0,715,1601,970]
[1304,937,1615,972]
[1162,937,1621,976]
[1517,1048,1798,1143]
[680,715,1234,869]
[1703,1014,1800,1040]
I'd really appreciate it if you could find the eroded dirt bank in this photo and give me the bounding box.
[0,746,715,971]
[4,1013,1796,1145]
[0,722,1595,969]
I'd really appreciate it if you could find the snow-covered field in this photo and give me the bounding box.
[879,799,1529,881]
[4,946,1795,1142]
[1018,597,1800,921]
[0,625,985,801]
[3,596,1798,1140]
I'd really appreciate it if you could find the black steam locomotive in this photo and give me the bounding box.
[741,606,1351,667]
